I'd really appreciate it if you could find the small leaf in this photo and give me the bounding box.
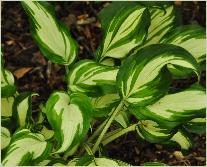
[12,92,38,128]
[184,118,206,135]
[2,129,52,166]
[91,93,120,117]
[136,120,173,143]
[88,158,119,166]
[170,129,192,150]
[160,25,206,63]
[45,92,92,153]
[68,156,123,166]
[115,110,130,128]
[1,97,14,117]
[21,1,77,65]
[96,2,150,61]
[1,68,16,97]
[117,44,200,106]
[67,60,118,96]
[40,126,54,140]
[1,127,11,150]
[130,84,206,129]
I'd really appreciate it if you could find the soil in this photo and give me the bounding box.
[1,1,206,166]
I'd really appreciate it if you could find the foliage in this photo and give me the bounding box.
[1,1,206,166]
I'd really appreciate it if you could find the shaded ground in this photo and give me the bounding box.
[1,1,206,166]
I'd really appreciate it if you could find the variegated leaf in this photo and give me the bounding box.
[135,4,175,51]
[12,92,38,128]
[68,156,126,166]
[40,126,54,140]
[114,110,130,128]
[21,1,77,65]
[1,97,14,117]
[67,60,118,96]
[130,84,206,129]
[160,25,206,63]
[96,2,150,62]
[169,129,192,150]
[136,120,173,143]
[2,129,52,166]
[1,68,16,97]
[45,92,92,153]
[117,44,200,106]
[184,118,206,135]
[91,93,120,117]
[1,127,11,150]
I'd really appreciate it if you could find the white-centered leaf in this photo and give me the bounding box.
[136,120,173,143]
[21,1,77,65]
[130,84,206,129]
[1,97,14,117]
[96,2,150,62]
[67,60,118,96]
[12,92,38,128]
[160,25,206,63]
[135,4,175,51]
[45,92,92,153]
[117,44,200,106]
[2,129,52,166]
[1,127,11,150]
[1,68,16,97]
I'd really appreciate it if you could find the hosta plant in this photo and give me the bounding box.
[1,1,206,166]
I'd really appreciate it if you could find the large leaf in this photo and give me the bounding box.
[21,1,77,65]
[130,84,206,129]
[12,92,38,128]
[136,120,174,143]
[160,25,206,63]
[96,2,150,62]
[135,4,175,51]
[2,129,52,166]
[45,92,92,153]
[117,44,200,106]
[1,127,11,150]
[67,60,118,96]
[1,68,16,97]
[184,118,206,135]
[1,97,14,117]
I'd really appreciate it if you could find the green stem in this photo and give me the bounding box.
[102,124,137,146]
[87,119,108,143]
[92,101,124,154]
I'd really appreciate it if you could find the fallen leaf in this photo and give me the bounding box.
[14,67,32,79]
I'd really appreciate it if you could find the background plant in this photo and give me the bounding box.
[1,1,206,166]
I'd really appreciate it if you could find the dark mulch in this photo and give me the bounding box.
[1,1,206,166]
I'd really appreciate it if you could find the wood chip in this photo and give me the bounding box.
[195,157,206,162]
[173,151,185,160]
[14,67,32,79]
[77,17,96,25]
[77,14,89,20]
[6,40,15,45]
